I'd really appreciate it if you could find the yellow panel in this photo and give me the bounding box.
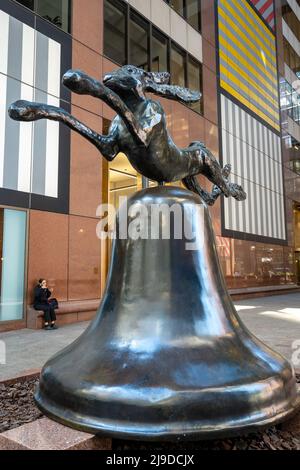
[235,0,275,41]
[219,0,275,53]
[219,35,278,96]
[220,65,279,119]
[220,80,280,132]
[220,50,278,109]
[218,7,277,78]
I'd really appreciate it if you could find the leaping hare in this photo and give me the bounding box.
[8,65,246,205]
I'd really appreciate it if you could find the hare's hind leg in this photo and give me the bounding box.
[187,142,246,202]
[188,142,231,197]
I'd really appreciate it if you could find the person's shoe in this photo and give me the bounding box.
[51,324,58,329]
[44,325,52,330]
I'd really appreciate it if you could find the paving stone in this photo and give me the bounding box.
[0,417,112,450]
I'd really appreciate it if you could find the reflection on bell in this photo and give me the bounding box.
[35,186,299,441]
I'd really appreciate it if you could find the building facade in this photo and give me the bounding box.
[0,0,299,331]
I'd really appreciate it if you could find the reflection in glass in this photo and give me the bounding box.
[0,209,26,321]
[129,13,149,70]
[152,28,168,73]
[188,56,202,114]
[170,0,184,16]
[104,0,126,65]
[15,0,34,10]
[217,237,295,289]
[171,45,185,87]
[36,0,70,32]
[186,0,201,31]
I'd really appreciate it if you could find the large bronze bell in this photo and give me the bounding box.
[35,186,299,441]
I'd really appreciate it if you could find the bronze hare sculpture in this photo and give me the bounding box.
[9,65,246,206]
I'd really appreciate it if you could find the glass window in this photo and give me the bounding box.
[0,209,27,322]
[292,90,300,124]
[171,44,186,87]
[129,12,149,70]
[185,0,201,31]
[188,56,202,114]
[36,0,71,32]
[151,28,168,73]
[170,0,184,16]
[15,0,34,9]
[104,0,126,65]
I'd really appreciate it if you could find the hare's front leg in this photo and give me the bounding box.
[8,100,119,162]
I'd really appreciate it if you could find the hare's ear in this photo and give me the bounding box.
[144,81,201,103]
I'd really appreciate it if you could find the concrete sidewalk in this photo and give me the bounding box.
[1,293,300,381]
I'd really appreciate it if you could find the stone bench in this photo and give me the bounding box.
[27,299,100,329]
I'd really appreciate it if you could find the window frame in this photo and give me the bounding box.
[104,0,128,65]
[164,0,202,33]
[129,9,151,71]
[151,26,170,74]
[103,0,203,115]
[0,205,28,326]
[14,0,72,33]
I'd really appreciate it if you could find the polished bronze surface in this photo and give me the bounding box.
[8,65,246,205]
[35,187,299,440]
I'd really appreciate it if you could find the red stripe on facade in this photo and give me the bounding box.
[265,10,275,24]
[249,0,275,30]
[259,0,273,15]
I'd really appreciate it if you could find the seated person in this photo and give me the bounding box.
[34,279,58,330]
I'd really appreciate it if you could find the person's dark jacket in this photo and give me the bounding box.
[33,285,51,307]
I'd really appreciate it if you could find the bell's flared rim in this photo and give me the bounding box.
[34,385,300,441]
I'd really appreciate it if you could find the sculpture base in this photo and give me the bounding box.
[35,187,300,441]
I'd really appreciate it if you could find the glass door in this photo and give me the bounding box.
[0,208,27,321]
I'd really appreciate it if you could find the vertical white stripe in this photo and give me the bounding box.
[0,11,9,188]
[0,11,9,76]
[224,197,230,230]
[238,175,244,233]
[229,133,236,231]
[47,38,61,97]
[253,118,258,156]
[44,39,61,198]
[280,194,286,239]
[222,127,230,229]
[21,23,35,86]
[276,191,282,239]
[241,108,246,144]
[235,103,240,141]
[222,128,227,162]
[228,98,233,136]
[244,172,250,233]
[221,94,226,131]
[17,24,35,193]
[255,149,262,236]
[250,149,256,234]
[45,95,60,198]
[234,106,243,232]
[18,84,33,193]
[249,180,254,235]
